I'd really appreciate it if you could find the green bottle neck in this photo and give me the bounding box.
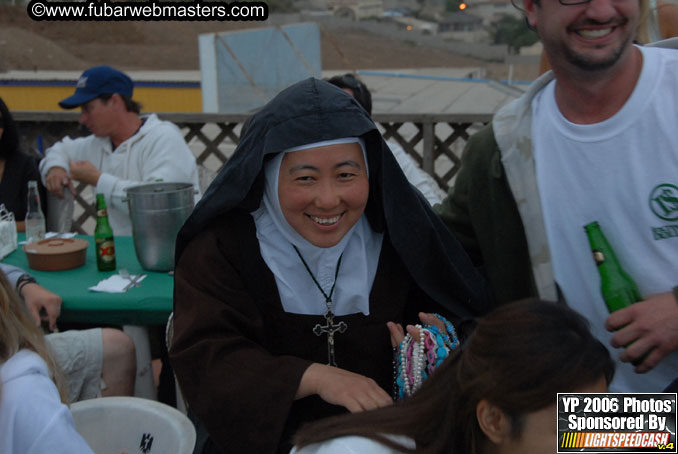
[586,227,625,276]
[585,223,641,307]
[95,195,112,230]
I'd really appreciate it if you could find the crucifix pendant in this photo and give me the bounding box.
[313,311,347,367]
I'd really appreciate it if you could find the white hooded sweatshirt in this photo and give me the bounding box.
[0,349,92,454]
[39,113,201,235]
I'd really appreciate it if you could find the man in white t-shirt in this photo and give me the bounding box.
[436,0,678,393]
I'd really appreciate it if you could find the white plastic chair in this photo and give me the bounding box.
[70,396,196,454]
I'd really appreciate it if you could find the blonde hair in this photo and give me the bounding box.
[0,271,68,403]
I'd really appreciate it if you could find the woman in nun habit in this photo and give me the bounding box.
[170,78,493,454]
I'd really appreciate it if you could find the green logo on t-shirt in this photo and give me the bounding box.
[649,184,678,221]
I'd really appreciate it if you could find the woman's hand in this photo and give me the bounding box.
[387,312,448,347]
[296,363,393,412]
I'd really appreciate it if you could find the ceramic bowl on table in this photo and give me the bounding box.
[24,238,89,271]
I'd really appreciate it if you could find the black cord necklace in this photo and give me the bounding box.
[293,245,347,367]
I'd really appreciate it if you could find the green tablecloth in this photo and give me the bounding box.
[4,234,173,325]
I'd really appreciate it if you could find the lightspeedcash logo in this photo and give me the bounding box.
[558,393,677,453]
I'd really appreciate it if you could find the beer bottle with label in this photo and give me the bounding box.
[94,194,116,271]
[584,221,641,312]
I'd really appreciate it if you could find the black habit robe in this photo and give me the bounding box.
[170,78,493,454]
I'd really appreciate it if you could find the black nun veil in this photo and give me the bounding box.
[176,78,492,318]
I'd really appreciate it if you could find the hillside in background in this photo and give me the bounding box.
[0,6,539,80]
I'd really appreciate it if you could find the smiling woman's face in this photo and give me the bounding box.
[278,142,369,248]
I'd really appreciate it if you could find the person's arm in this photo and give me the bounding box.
[606,289,678,373]
[1,263,25,287]
[95,120,200,215]
[68,161,101,187]
[0,264,62,330]
[657,2,678,39]
[20,281,62,331]
[3,352,92,453]
[43,166,74,199]
[171,226,315,453]
[296,363,392,413]
[434,124,537,306]
[171,219,391,452]
[40,137,85,198]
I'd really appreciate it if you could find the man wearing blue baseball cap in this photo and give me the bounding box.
[57,65,135,109]
[39,65,200,236]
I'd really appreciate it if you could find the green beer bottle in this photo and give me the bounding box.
[584,221,641,312]
[585,221,652,365]
[95,194,116,271]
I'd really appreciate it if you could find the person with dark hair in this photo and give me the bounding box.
[0,96,46,232]
[326,74,446,206]
[292,299,614,454]
[39,65,201,236]
[436,0,678,393]
[169,78,492,454]
[325,74,373,115]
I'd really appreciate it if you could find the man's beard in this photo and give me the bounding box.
[562,35,632,71]
[541,17,635,72]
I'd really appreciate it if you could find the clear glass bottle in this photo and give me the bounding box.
[25,180,46,244]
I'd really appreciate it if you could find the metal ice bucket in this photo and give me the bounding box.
[124,182,195,272]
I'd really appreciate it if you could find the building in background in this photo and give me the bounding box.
[330,0,384,19]
[0,71,201,112]
[438,12,485,41]
[465,0,521,25]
